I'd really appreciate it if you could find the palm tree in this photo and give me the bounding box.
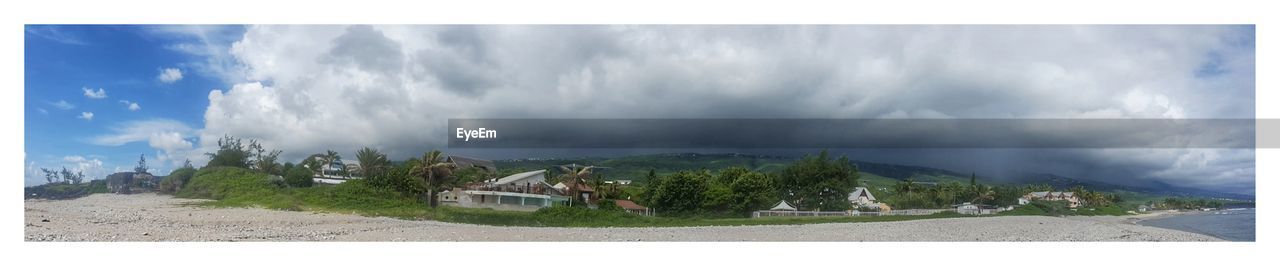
[409,150,457,208]
[355,147,389,178]
[302,154,325,177]
[321,150,341,176]
[557,164,595,205]
[970,185,995,204]
[894,178,919,194]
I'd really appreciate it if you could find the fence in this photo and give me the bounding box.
[752,210,852,218]
[752,209,955,218]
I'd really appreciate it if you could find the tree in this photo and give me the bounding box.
[135,154,149,174]
[774,150,860,211]
[992,185,1025,206]
[284,165,314,187]
[647,171,708,216]
[40,168,58,184]
[321,150,341,176]
[205,135,254,168]
[248,142,282,175]
[408,150,457,208]
[725,169,775,216]
[58,167,83,184]
[970,184,995,205]
[894,178,920,194]
[355,147,390,178]
[557,164,596,205]
[301,154,328,177]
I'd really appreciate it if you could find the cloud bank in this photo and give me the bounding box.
[158,25,1254,194]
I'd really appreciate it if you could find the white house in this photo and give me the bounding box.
[848,187,878,206]
[956,202,1000,215]
[440,169,570,211]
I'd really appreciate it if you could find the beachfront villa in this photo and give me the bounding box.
[440,169,571,211]
[1022,191,1081,208]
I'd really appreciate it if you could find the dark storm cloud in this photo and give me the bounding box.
[175,25,1254,194]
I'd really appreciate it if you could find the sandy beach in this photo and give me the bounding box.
[24,193,1222,242]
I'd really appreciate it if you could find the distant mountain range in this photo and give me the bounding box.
[493,153,1254,201]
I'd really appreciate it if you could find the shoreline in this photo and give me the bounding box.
[26,193,1223,241]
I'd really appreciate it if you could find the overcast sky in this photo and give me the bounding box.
[25,25,1255,195]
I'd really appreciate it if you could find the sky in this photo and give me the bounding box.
[23,25,1256,195]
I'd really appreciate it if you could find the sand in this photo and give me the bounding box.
[24,193,1222,241]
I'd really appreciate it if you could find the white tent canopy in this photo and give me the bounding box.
[769,200,797,211]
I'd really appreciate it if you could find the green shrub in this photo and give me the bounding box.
[284,166,314,188]
[646,171,708,216]
[531,205,643,226]
[158,167,196,194]
[86,180,109,194]
[1000,204,1047,216]
[596,200,624,212]
[176,167,279,201]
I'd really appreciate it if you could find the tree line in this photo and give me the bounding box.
[881,178,1124,210]
[635,150,859,217]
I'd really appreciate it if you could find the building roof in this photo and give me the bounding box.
[769,200,797,211]
[554,181,594,192]
[849,187,876,201]
[491,169,547,185]
[1027,191,1078,199]
[614,199,648,210]
[447,155,497,173]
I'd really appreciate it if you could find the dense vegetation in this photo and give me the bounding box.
[171,166,973,227]
[28,134,1249,227]
[24,180,108,200]
[1152,197,1227,210]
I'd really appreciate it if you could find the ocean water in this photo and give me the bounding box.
[1139,208,1255,241]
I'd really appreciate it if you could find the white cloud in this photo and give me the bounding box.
[49,100,75,110]
[78,112,94,121]
[119,100,142,111]
[37,108,48,115]
[62,156,107,181]
[87,119,193,146]
[26,26,88,45]
[148,25,248,84]
[188,25,1254,193]
[86,119,198,168]
[158,68,184,83]
[24,155,110,186]
[82,87,107,99]
[149,131,194,151]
